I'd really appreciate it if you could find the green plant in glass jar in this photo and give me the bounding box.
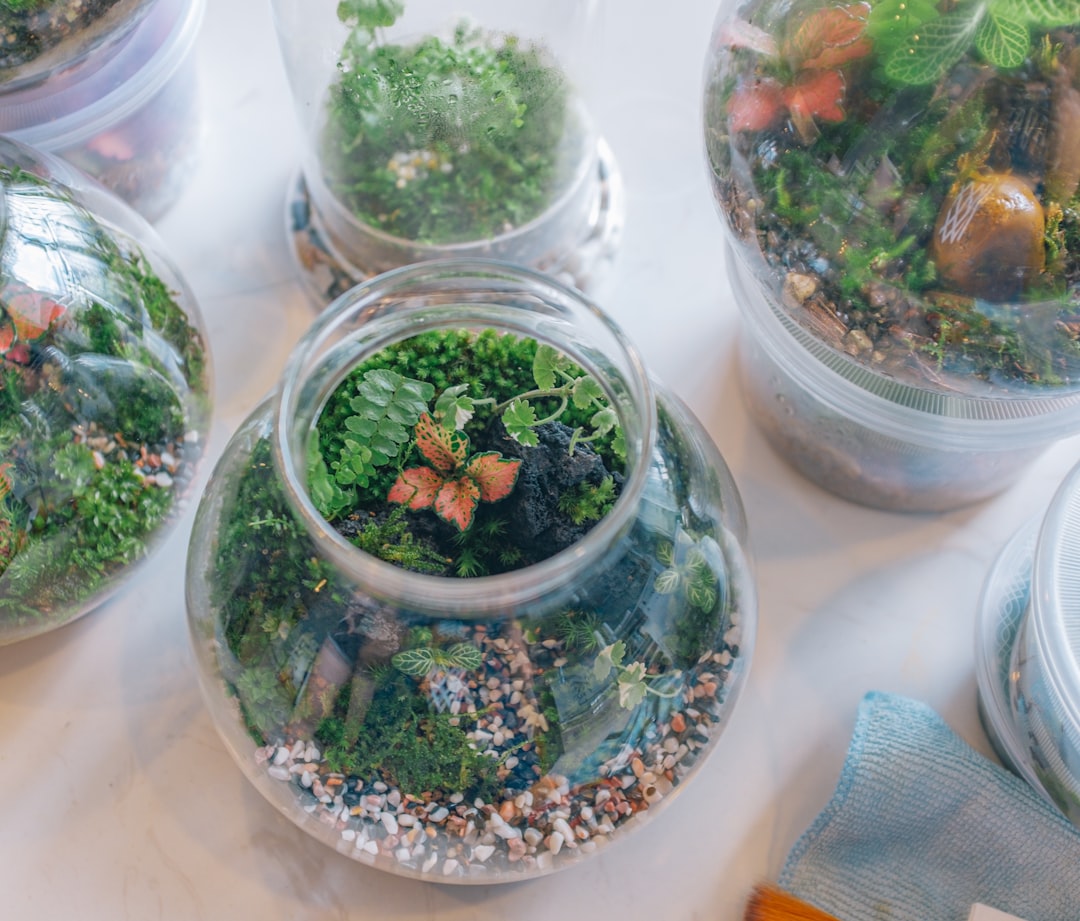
[187,262,755,882]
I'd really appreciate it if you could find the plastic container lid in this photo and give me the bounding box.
[0,0,203,149]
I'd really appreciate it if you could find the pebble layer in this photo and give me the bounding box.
[253,622,742,880]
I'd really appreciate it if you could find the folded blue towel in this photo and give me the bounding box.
[779,692,1080,921]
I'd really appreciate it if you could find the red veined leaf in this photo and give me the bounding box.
[434,476,481,532]
[782,69,846,124]
[3,343,30,365]
[785,2,870,70]
[801,36,871,70]
[387,466,444,510]
[4,285,67,341]
[0,462,11,501]
[413,412,467,473]
[0,316,14,354]
[727,79,785,132]
[465,452,521,503]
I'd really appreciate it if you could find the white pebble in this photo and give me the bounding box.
[373,781,388,793]
[300,771,314,788]
[546,832,564,855]
[386,789,402,808]
[267,766,290,782]
[341,829,357,842]
[380,812,399,835]
[442,858,459,876]
[397,814,415,827]
[304,744,320,762]
[449,792,464,804]
[273,747,291,766]
[430,807,450,823]
[553,818,574,843]
[523,827,544,847]
[422,853,438,873]
[472,844,495,863]
[395,847,412,862]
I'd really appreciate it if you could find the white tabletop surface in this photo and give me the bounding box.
[4,0,1079,918]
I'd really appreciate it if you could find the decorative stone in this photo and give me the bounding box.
[931,173,1045,301]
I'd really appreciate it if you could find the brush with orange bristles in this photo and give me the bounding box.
[744,885,841,921]
[744,883,1028,921]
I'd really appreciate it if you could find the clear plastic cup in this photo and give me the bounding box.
[1,0,204,221]
[0,0,157,92]
[976,463,1080,825]
[706,0,1080,511]
[729,246,1080,511]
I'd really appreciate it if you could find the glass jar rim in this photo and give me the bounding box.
[272,258,656,616]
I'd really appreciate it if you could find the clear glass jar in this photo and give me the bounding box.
[0,0,157,92]
[1,0,204,221]
[976,462,1080,827]
[271,0,623,306]
[0,136,212,644]
[186,260,755,882]
[705,0,1080,511]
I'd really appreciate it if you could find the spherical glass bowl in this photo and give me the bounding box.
[0,136,211,644]
[186,260,755,882]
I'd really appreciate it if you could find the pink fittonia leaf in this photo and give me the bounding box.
[3,284,66,341]
[434,477,481,532]
[388,466,444,510]
[727,78,785,132]
[786,2,871,70]
[413,413,467,474]
[0,317,14,354]
[465,452,521,503]
[782,69,847,124]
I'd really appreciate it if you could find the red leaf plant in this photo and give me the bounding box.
[1,281,67,365]
[725,1,871,142]
[388,414,521,532]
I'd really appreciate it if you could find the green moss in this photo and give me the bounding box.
[317,671,505,801]
[324,18,572,244]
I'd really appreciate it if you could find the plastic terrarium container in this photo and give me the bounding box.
[705,0,1080,511]
[270,0,623,306]
[0,136,211,645]
[975,460,1080,827]
[1,0,204,222]
[186,260,755,882]
[0,0,156,92]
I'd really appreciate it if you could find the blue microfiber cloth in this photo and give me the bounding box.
[779,691,1080,921]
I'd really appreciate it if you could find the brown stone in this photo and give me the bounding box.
[931,173,1045,301]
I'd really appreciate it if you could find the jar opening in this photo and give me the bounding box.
[273,260,655,617]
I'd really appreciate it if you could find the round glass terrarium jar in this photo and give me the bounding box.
[270,0,623,306]
[0,136,211,645]
[705,0,1080,511]
[0,0,157,92]
[975,460,1080,827]
[186,260,755,883]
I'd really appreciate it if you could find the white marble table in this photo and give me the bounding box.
[3,0,1078,917]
